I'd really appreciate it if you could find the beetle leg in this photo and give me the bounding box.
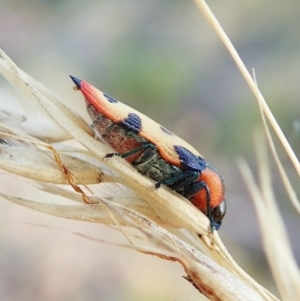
[187,181,211,212]
[104,143,155,159]
[155,170,199,189]
[186,181,214,232]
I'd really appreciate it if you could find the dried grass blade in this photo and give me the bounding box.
[238,155,300,301]
[193,0,300,177]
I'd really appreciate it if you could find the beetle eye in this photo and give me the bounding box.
[211,199,226,222]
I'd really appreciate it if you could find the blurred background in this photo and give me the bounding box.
[0,0,300,300]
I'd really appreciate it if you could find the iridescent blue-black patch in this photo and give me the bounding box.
[103,93,118,103]
[160,126,172,135]
[174,145,206,171]
[121,113,142,133]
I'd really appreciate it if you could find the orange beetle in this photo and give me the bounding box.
[70,76,226,231]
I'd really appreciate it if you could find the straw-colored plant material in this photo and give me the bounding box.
[257,100,300,215]
[193,3,300,299]
[238,134,300,301]
[194,0,300,178]
[1,1,299,298]
[0,50,282,301]
[0,52,92,142]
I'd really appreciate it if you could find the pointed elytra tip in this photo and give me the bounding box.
[69,75,82,89]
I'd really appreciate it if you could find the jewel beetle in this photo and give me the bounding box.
[70,76,226,231]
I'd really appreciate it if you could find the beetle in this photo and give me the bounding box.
[70,76,226,231]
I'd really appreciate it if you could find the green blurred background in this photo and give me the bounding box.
[0,0,299,300]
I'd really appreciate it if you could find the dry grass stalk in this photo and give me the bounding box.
[0,1,299,300]
[194,0,300,177]
[193,1,300,300]
[0,50,274,301]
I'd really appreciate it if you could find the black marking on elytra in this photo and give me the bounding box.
[69,75,82,88]
[120,113,142,133]
[103,93,118,103]
[160,126,172,135]
[174,145,206,171]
